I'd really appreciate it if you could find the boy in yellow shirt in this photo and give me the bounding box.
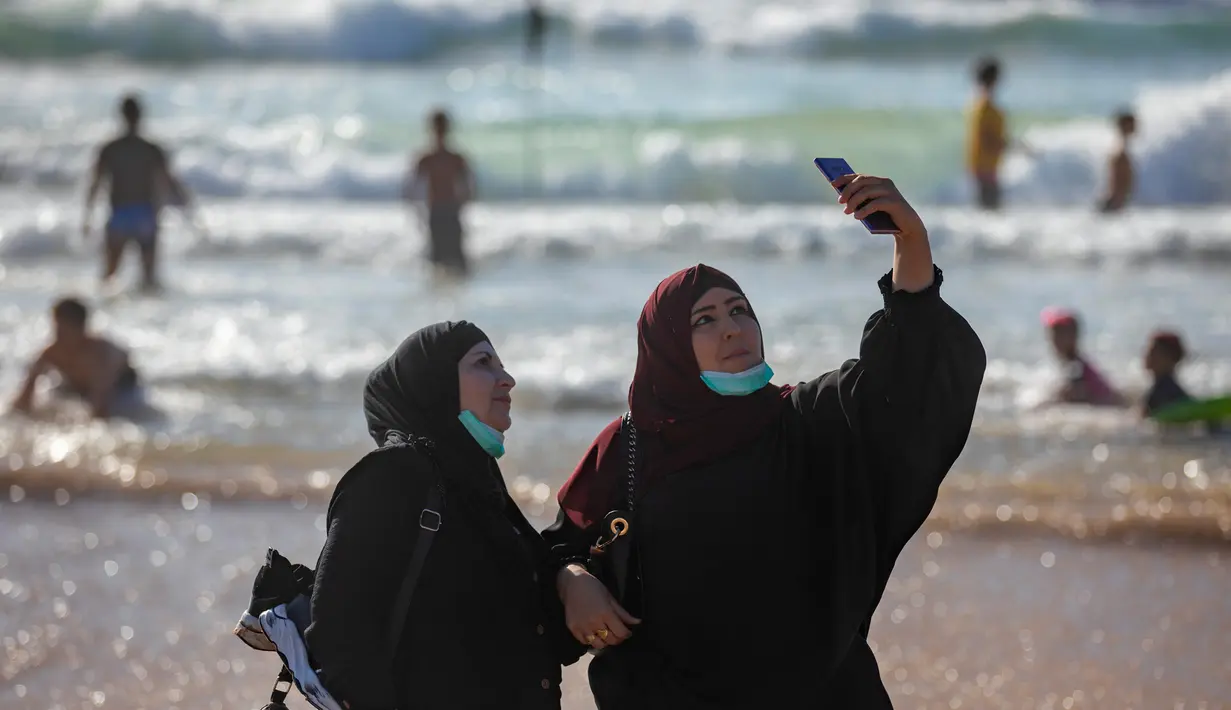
[967,57,1006,210]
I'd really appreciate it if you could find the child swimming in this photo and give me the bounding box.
[1041,307,1124,407]
[1142,330,1193,417]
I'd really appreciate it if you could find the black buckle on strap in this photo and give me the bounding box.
[419,509,442,531]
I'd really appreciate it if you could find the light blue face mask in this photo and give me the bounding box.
[458,410,506,459]
[700,361,775,396]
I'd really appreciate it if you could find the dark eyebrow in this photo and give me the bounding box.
[691,295,747,316]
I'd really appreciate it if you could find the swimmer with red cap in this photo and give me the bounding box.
[1041,307,1124,407]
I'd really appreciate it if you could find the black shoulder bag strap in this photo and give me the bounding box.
[620,411,640,511]
[385,478,446,660]
[609,412,641,603]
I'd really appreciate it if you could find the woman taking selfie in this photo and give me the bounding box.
[306,321,578,710]
[545,174,987,708]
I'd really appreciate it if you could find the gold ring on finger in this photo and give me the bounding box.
[595,629,609,640]
[585,634,597,644]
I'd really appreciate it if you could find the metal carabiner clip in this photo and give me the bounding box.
[589,512,631,555]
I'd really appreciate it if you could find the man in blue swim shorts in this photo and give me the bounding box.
[83,93,192,292]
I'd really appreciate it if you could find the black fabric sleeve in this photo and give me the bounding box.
[305,450,431,710]
[848,266,986,560]
[539,507,598,666]
[532,535,590,666]
[504,500,589,666]
[540,506,595,569]
[795,266,986,568]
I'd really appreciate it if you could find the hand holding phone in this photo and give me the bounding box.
[812,158,900,234]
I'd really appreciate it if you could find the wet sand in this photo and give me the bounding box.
[2,497,1228,710]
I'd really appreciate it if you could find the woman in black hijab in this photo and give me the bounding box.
[306,321,580,710]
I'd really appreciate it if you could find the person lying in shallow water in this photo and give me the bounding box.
[544,173,988,709]
[9,296,143,420]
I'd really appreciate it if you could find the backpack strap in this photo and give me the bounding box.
[264,665,294,709]
[386,479,445,660]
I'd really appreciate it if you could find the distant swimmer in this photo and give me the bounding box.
[9,297,144,420]
[83,93,193,292]
[1098,110,1137,214]
[1141,330,1192,418]
[966,57,1007,211]
[526,0,547,56]
[1040,307,1125,407]
[403,109,476,278]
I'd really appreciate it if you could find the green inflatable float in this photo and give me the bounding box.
[1150,395,1231,424]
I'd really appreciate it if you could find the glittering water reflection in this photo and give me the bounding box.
[1,497,1228,710]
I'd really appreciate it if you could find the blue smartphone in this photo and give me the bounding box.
[813,157,899,234]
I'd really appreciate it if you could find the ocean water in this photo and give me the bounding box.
[2,1,1231,707]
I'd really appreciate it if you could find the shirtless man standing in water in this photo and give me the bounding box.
[403,109,476,277]
[83,94,192,292]
[1099,111,1137,214]
[9,297,142,420]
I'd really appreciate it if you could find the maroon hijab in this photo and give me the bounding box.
[557,264,794,527]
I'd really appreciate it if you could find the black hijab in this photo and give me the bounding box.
[363,321,503,495]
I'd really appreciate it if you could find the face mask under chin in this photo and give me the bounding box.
[457,410,506,458]
[699,361,775,396]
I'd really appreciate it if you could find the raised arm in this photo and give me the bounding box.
[849,267,985,541]
[305,451,429,710]
[805,174,987,562]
